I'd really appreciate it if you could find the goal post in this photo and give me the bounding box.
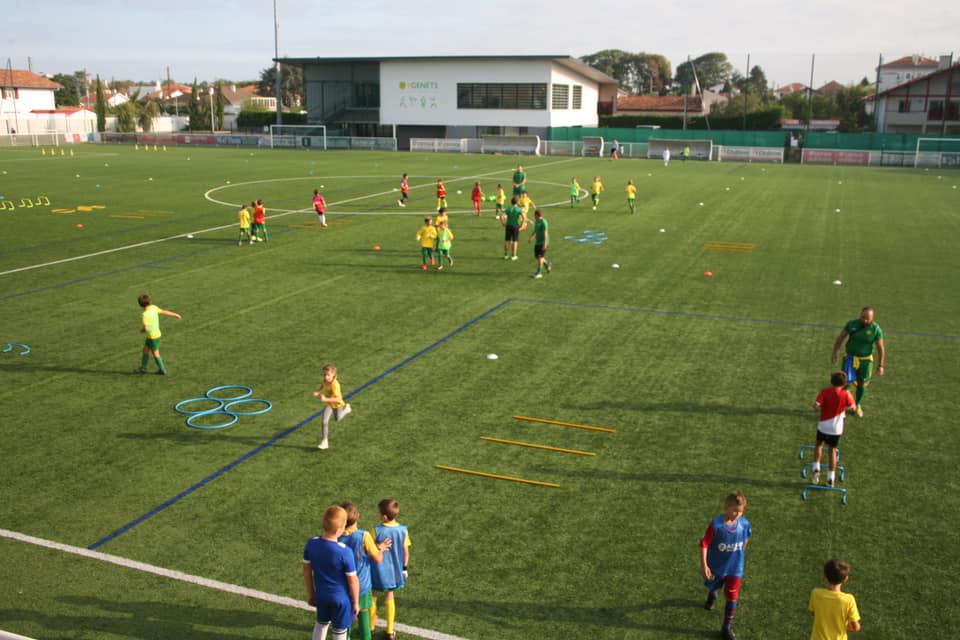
[647,138,713,161]
[915,137,960,168]
[269,124,327,150]
[581,136,604,157]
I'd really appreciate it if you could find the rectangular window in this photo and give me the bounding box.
[552,84,569,109]
[572,85,582,109]
[928,100,944,120]
[898,100,910,113]
[457,83,547,110]
[950,101,960,120]
[1,87,16,99]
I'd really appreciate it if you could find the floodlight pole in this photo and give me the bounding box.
[209,87,215,133]
[274,0,282,125]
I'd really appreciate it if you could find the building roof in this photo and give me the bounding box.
[817,81,845,97]
[616,95,703,113]
[0,69,62,90]
[775,82,807,94]
[277,55,618,86]
[876,62,960,97]
[31,107,95,115]
[879,55,939,69]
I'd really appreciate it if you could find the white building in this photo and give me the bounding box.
[877,55,951,93]
[278,55,618,149]
[874,63,960,134]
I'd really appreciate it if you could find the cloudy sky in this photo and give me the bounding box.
[6,0,958,89]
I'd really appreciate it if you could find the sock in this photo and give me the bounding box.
[385,598,396,634]
[140,352,149,369]
[356,609,371,640]
[828,470,836,483]
[812,462,820,473]
[855,383,866,406]
[312,622,329,640]
[319,214,326,225]
[154,355,166,372]
[723,600,738,629]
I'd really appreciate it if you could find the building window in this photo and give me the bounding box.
[457,83,547,110]
[572,85,583,110]
[552,84,569,109]
[1,87,17,99]
[353,83,380,108]
[898,100,911,113]
[928,100,944,120]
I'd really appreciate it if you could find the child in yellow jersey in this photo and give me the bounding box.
[238,204,252,245]
[569,177,581,207]
[518,192,535,222]
[495,184,506,219]
[626,179,637,214]
[809,559,861,640]
[415,217,437,271]
[312,363,352,450]
[590,176,604,210]
[135,293,182,375]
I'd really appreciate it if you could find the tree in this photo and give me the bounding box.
[675,52,734,93]
[258,63,303,109]
[581,50,672,94]
[52,73,81,106]
[94,76,106,132]
[136,92,162,133]
[834,84,870,132]
[780,91,808,121]
[748,65,769,95]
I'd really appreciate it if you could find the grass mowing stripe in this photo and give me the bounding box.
[87,298,514,549]
[0,528,468,640]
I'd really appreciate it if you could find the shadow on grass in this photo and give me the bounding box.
[114,429,308,451]
[0,364,132,376]
[407,596,716,637]
[2,594,306,640]
[571,400,808,419]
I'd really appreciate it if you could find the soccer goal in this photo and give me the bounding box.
[647,138,713,161]
[480,135,540,155]
[581,136,604,157]
[269,124,327,150]
[914,137,960,168]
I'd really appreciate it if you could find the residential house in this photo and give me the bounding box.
[874,62,960,134]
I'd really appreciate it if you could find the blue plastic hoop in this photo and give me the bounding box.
[224,398,273,416]
[186,411,239,430]
[174,397,224,415]
[205,385,253,401]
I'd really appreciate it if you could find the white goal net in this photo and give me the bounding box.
[914,137,960,168]
[647,138,713,161]
[269,124,327,150]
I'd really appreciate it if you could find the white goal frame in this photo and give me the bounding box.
[581,136,604,157]
[647,138,713,161]
[914,137,960,168]
[269,124,327,150]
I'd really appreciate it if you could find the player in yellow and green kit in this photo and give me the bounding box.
[415,217,437,270]
[238,203,252,245]
[590,176,604,210]
[626,180,637,213]
[135,294,182,375]
[495,184,506,218]
[570,177,581,207]
[831,306,886,417]
[435,220,454,270]
[527,209,552,279]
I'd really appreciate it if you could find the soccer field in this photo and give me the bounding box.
[1,145,958,640]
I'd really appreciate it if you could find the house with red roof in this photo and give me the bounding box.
[1,69,62,116]
[874,61,960,134]
[615,92,727,118]
[877,55,948,93]
[1,68,98,138]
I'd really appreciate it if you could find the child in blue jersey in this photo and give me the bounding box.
[338,500,392,640]
[700,490,751,640]
[371,498,411,640]
[303,505,360,640]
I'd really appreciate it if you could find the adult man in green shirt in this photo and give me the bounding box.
[831,306,886,417]
[512,164,527,197]
[501,197,526,260]
[527,209,552,278]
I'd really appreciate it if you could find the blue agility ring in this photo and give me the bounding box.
[174,397,225,415]
[186,410,239,430]
[224,398,272,416]
[205,385,253,402]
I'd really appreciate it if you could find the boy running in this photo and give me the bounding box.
[527,209,552,279]
[416,217,437,270]
[135,294,182,375]
[398,173,409,207]
[590,176,604,210]
[626,180,637,213]
[313,189,328,228]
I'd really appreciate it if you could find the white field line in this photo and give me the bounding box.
[1,157,580,278]
[0,527,468,640]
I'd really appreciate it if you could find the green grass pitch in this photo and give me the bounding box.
[1,145,958,639]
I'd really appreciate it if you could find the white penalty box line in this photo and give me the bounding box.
[0,527,468,640]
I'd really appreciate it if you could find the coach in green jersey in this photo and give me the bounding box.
[831,306,886,417]
[512,164,527,196]
[501,197,525,260]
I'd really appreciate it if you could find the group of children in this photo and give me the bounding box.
[415,210,454,271]
[699,367,867,640]
[564,176,636,213]
[303,498,411,640]
[237,200,269,245]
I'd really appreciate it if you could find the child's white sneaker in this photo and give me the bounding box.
[318,439,329,450]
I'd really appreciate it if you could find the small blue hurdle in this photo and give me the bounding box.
[799,445,848,505]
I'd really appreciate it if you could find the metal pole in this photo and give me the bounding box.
[274,0,282,125]
[806,54,815,134]
[942,52,955,136]
[874,53,882,132]
[209,87,215,132]
[743,54,750,131]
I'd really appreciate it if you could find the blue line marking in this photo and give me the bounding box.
[87,298,514,550]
